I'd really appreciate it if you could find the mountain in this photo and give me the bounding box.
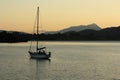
[59,23,101,33]
[39,26,120,41]
[45,23,101,34]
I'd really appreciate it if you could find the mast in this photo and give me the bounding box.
[36,6,39,51]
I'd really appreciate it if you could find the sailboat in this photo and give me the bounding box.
[28,6,51,59]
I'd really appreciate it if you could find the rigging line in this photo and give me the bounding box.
[33,8,38,34]
[33,0,44,34]
[37,6,45,47]
[29,7,38,51]
[35,0,43,33]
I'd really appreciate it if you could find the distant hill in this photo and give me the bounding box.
[1,25,120,42]
[96,26,120,40]
[0,30,29,34]
[45,23,101,34]
[0,30,31,43]
[39,26,120,41]
[59,23,101,33]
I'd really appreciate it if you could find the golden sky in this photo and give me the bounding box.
[0,0,120,33]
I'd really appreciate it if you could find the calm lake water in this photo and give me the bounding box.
[0,41,120,80]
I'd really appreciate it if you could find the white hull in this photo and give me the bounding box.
[28,51,51,59]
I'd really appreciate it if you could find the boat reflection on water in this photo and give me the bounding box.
[29,58,51,80]
[30,57,51,62]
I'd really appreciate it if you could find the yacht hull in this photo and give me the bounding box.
[28,51,51,59]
